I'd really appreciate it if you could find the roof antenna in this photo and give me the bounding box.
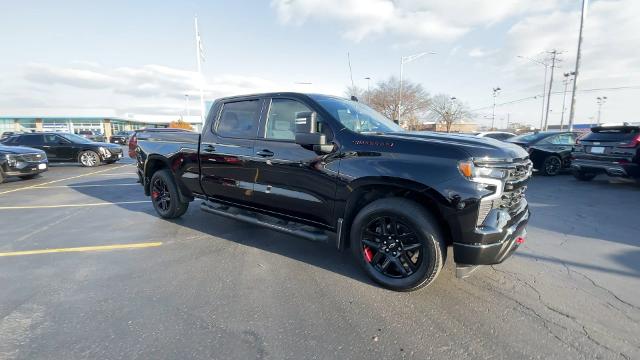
[347,52,355,90]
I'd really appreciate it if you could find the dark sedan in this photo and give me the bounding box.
[508,131,580,176]
[0,144,48,183]
[2,132,123,167]
[110,131,134,145]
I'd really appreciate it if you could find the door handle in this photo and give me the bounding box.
[202,144,216,153]
[256,149,274,157]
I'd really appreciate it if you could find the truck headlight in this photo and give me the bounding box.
[458,161,507,180]
[4,154,17,167]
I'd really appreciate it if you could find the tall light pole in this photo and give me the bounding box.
[185,94,190,117]
[518,55,549,130]
[399,51,436,126]
[491,87,501,130]
[568,0,589,131]
[559,72,575,130]
[543,50,560,131]
[596,96,607,125]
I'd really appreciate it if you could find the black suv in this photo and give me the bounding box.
[508,131,579,176]
[0,144,48,183]
[2,132,123,167]
[110,130,134,145]
[132,92,532,291]
[572,124,640,180]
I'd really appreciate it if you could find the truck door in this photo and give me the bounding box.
[199,98,262,206]
[251,97,337,227]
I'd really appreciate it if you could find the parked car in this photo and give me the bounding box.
[571,124,640,181]
[2,131,25,140]
[0,144,48,183]
[110,130,134,145]
[77,130,105,142]
[475,131,516,141]
[128,128,191,158]
[507,131,579,176]
[2,132,123,167]
[132,92,532,292]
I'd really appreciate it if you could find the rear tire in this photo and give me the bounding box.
[541,155,562,176]
[0,170,4,184]
[573,171,597,181]
[150,169,189,219]
[79,150,100,167]
[350,198,446,292]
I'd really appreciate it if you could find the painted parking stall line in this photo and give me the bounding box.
[30,183,138,189]
[0,242,163,257]
[0,201,151,210]
[0,164,133,196]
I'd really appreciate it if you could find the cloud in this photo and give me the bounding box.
[271,0,562,42]
[467,47,497,58]
[10,62,289,116]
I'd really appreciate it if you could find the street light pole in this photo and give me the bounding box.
[543,50,560,131]
[185,94,190,117]
[491,87,501,130]
[568,0,589,131]
[398,52,436,126]
[596,96,607,125]
[559,72,574,130]
[364,77,371,102]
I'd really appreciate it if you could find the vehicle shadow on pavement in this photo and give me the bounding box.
[71,178,372,286]
[515,251,640,279]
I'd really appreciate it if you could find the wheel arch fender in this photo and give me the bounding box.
[337,176,452,250]
[144,155,193,203]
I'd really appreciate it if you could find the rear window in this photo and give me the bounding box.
[582,127,639,142]
[508,132,549,143]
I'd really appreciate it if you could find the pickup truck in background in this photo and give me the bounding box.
[131,92,532,291]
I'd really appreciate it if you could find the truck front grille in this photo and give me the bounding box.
[16,153,46,162]
[475,158,532,227]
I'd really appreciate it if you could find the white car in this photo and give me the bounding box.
[475,131,516,141]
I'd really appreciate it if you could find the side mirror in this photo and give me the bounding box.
[294,111,333,153]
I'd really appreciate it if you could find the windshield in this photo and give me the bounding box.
[61,133,95,144]
[508,132,549,143]
[311,95,404,134]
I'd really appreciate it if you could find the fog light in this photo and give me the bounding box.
[515,237,525,245]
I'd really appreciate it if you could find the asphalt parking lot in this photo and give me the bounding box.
[1,157,639,360]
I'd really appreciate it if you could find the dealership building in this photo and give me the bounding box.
[0,115,204,138]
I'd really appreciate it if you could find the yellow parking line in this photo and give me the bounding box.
[0,200,151,210]
[31,183,138,189]
[0,164,131,195]
[0,242,162,257]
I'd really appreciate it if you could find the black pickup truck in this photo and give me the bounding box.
[132,93,532,291]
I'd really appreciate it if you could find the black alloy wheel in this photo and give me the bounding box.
[350,198,446,292]
[361,216,423,278]
[152,176,171,214]
[542,155,562,176]
[149,169,189,219]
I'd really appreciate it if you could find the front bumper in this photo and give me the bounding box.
[101,150,124,161]
[453,202,530,266]
[571,158,639,178]
[4,161,49,176]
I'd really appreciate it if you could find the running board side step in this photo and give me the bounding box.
[200,201,330,243]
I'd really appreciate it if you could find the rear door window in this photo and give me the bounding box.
[20,134,44,146]
[216,100,261,139]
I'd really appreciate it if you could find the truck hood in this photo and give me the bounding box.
[379,131,529,160]
[0,144,46,155]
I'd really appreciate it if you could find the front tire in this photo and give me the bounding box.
[79,150,100,167]
[150,169,189,219]
[541,155,562,176]
[350,198,446,292]
[573,171,597,181]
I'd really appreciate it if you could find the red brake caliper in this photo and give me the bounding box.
[363,246,374,263]
[151,191,159,199]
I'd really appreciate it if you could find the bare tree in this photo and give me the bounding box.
[364,77,429,130]
[428,94,471,133]
[344,85,365,101]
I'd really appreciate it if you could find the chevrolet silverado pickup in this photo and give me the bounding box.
[132,93,532,291]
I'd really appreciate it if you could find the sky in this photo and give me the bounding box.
[0,0,639,128]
